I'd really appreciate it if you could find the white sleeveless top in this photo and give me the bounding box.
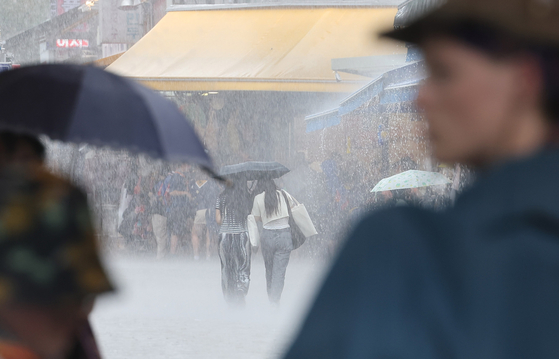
[251,190,294,230]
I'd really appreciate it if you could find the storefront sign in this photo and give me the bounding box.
[99,0,144,44]
[55,0,86,15]
[56,39,90,48]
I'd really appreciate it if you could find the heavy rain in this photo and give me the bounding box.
[5,0,552,358]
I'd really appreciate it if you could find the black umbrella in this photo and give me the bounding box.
[0,64,213,169]
[219,161,290,180]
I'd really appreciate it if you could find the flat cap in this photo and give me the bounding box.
[384,0,559,47]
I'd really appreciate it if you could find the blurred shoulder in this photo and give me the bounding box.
[340,206,454,263]
[351,206,442,241]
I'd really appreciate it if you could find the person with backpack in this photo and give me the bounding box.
[118,165,154,253]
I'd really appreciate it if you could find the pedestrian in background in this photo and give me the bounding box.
[166,164,193,255]
[190,175,220,260]
[251,178,297,305]
[151,165,172,259]
[215,179,252,307]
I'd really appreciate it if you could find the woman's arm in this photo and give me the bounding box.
[251,195,262,222]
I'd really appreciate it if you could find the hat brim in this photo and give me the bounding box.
[381,23,425,44]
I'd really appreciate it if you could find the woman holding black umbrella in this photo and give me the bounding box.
[251,178,297,305]
[215,179,252,307]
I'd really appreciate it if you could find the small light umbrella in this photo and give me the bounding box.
[371,170,451,192]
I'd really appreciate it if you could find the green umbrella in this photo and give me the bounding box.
[371,170,451,192]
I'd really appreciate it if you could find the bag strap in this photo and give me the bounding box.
[286,191,300,206]
[281,190,294,219]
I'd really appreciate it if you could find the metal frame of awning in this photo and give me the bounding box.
[304,60,425,131]
[137,78,367,92]
[331,54,408,78]
[92,52,125,68]
[167,1,405,12]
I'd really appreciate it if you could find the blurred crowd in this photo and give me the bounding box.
[44,145,465,259]
[281,153,464,254]
[117,162,221,259]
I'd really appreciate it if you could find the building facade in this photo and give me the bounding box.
[5,0,167,65]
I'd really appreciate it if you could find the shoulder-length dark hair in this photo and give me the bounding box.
[218,179,251,224]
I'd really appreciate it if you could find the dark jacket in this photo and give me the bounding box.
[284,149,559,359]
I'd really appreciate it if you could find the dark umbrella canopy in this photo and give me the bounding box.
[0,64,213,169]
[219,161,290,180]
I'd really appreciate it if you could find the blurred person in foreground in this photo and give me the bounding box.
[284,0,559,358]
[0,165,113,359]
[0,131,111,359]
[215,178,252,307]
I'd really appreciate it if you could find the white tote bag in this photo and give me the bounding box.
[285,193,318,238]
[247,214,260,247]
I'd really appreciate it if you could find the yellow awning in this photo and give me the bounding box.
[107,7,405,93]
[92,53,125,68]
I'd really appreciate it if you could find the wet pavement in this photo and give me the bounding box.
[91,255,328,359]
